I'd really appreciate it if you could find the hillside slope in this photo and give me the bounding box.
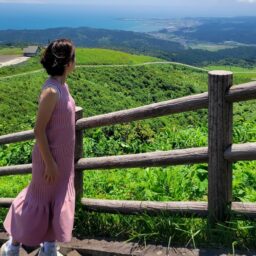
[0,48,256,248]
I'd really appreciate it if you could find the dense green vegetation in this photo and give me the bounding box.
[0,48,256,251]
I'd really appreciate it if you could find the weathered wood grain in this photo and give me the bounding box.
[208,70,233,223]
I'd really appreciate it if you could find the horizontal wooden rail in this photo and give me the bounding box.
[224,143,256,161]
[81,199,256,218]
[0,107,83,145]
[0,197,208,216]
[75,147,208,171]
[0,198,13,208]
[1,198,255,219]
[0,130,34,145]
[0,164,31,176]
[76,93,209,130]
[81,198,208,217]
[75,143,256,171]
[0,147,207,176]
[0,147,208,176]
[232,202,256,218]
[226,81,256,103]
[0,143,255,176]
[76,81,256,130]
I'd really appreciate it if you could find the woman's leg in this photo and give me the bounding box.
[39,240,62,256]
[43,240,57,253]
[0,236,20,254]
[11,239,20,246]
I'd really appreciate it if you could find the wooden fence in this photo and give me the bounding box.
[0,70,256,224]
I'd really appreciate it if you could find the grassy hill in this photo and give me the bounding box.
[0,47,161,77]
[0,48,256,249]
[205,65,256,73]
[0,47,23,55]
[75,48,162,65]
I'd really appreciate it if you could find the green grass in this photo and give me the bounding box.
[0,47,23,55]
[204,65,256,73]
[75,48,162,65]
[0,49,256,250]
[0,56,42,77]
[0,48,163,78]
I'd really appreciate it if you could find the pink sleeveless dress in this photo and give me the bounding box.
[3,77,76,246]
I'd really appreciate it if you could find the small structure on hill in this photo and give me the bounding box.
[23,46,40,57]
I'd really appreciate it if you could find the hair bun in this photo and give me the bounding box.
[40,38,75,76]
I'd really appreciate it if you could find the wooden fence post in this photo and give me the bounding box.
[208,70,233,223]
[75,106,84,200]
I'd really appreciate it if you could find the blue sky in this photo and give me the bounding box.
[0,0,255,5]
[0,0,256,16]
[0,0,255,4]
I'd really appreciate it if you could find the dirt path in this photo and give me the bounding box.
[0,232,255,256]
[0,61,256,81]
[0,56,30,68]
[0,69,43,80]
[0,62,209,81]
[77,61,209,72]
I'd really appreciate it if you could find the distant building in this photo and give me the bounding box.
[23,46,40,57]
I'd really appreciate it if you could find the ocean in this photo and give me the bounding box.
[0,4,174,32]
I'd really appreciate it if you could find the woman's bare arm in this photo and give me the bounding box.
[34,87,59,184]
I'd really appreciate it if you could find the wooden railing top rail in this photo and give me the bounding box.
[0,81,256,145]
[76,81,256,130]
[225,81,256,102]
[0,107,82,145]
[77,92,209,130]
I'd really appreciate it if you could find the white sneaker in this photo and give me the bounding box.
[0,241,20,256]
[38,243,63,256]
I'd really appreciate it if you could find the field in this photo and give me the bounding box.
[189,43,236,52]
[0,48,161,77]
[75,48,161,65]
[0,48,256,250]
[0,47,23,55]
[205,65,256,73]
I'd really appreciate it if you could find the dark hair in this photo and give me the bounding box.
[40,38,75,76]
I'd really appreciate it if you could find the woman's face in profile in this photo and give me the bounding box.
[67,52,76,73]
